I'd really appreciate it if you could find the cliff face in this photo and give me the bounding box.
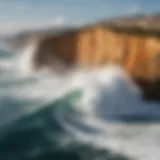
[34,25,160,80]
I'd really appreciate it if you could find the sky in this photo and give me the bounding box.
[0,0,160,35]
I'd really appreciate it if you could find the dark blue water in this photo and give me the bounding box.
[0,97,130,160]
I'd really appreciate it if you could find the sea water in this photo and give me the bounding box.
[0,42,159,160]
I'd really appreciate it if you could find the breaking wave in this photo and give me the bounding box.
[0,42,159,160]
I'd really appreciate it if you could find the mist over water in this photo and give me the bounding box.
[0,42,160,160]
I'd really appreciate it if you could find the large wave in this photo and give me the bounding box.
[0,42,160,160]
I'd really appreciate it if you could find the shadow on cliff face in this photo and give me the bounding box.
[133,78,160,101]
[32,31,78,71]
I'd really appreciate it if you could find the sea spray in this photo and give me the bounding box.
[16,40,39,76]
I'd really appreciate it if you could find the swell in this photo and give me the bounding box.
[0,90,130,160]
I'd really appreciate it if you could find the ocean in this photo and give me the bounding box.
[0,42,160,160]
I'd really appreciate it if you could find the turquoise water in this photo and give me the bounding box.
[0,43,160,160]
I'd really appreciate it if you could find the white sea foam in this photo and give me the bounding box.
[16,41,38,76]
[53,66,160,160]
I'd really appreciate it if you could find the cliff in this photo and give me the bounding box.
[34,26,160,78]
[29,13,160,101]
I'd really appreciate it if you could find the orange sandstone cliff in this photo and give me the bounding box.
[34,26,160,78]
[30,13,160,101]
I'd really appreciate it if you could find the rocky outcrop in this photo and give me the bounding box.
[33,25,160,77]
[28,13,160,101]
